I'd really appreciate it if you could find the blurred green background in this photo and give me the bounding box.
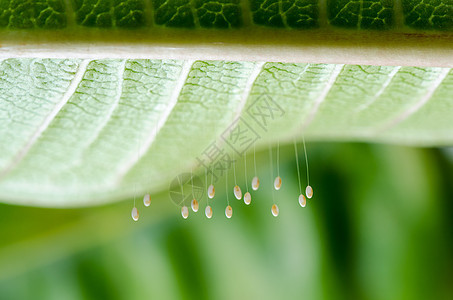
[0,142,452,300]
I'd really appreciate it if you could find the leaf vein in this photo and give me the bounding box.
[0,59,91,180]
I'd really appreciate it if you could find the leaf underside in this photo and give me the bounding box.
[1,58,452,207]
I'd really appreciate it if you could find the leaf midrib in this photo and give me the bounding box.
[1,29,452,68]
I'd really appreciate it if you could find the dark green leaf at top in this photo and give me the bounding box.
[403,0,453,30]
[73,0,146,27]
[194,0,242,28]
[0,0,67,28]
[250,0,318,28]
[328,0,393,29]
[152,0,195,27]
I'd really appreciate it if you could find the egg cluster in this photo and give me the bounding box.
[132,139,314,221]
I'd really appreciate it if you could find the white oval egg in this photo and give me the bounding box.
[251,176,260,190]
[306,185,313,199]
[225,205,233,218]
[191,199,199,212]
[131,207,139,221]
[244,192,251,205]
[271,204,279,217]
[143,194,151,207]
[205,205,213,219]
[233,185,242,200]
[181,206,189,219]
[299,194,306,207]
[208,184,215,199]
[274,176,282,190]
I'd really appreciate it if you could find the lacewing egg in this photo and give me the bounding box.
[191,199,199,212]
[143,194,151,207]
[299,194,306,207]
[271,204,279,217]
[306,185,313,199]
[181,206,189,219]
[225,205,233,218]
[274,176,282,190]
[205,205,213,219]
[252,176,260,190]
[244,192,251,205]
[131,207,139,221]
[208,184,215,199]
[234,185,242,200]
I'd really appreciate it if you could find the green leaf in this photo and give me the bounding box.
[402,0,453,30]
[0,0,452,29]
[0,0,67,28]
[0,1,452,208]
[328,0,394,29]
[1,1,452,69]
[0,59,452,207]
[251,0,318,28]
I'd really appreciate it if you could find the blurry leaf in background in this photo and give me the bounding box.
[0,142,452,300]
